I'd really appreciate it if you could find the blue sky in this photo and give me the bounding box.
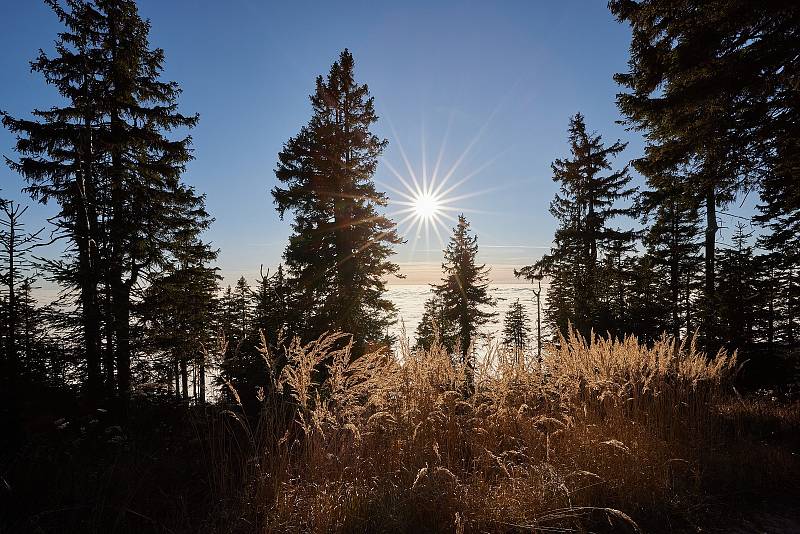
[1,0,649,286]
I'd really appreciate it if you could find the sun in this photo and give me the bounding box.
[413,192,442,220]
[377,118,501,259]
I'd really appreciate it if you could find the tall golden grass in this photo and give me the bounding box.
[206,327,797,533]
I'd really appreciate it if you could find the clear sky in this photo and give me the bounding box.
[1,0,649,286]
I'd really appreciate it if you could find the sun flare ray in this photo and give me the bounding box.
[383,115,503,261]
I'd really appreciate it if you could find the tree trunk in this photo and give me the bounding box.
[685,269,692,336]
[788,267,796,345]
[23,288,31,363]
[587,198,597,329]
[198,356,206,404]
[174,358,180,399]
[80,277,102,400]
[6,218,17,381]
[534,281,542,364]
[670,206,680,340]
[75,63,103,403]
[704,188,718,344]
[108,12,131,409]
[763,260,774,354]
[103,283,115,393]
[112,280,132,403]
[77,216,102,401]
[180,356,189,400]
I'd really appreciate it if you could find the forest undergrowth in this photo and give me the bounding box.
[207,329,799,533]
[2,328,799,533]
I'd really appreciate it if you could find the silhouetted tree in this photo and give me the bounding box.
[610,0,800,347]
[234,277,253,335]
[253,264,290,350]
[141,217,218,401]
[639,175,703,340]
[0,200,43,391]
[433,214,495,388]
[272,49,402,351]
[217,286,237,346]
[716,223,759,353]
[756,159,800,275]
[415,294,451,351]
[97,0,200,403]
[522,114,636,338]
[756,176,799,351]
[217,272,292,409]
[2,0,108,400]
[626,253,666,344]
[16,277,49,381]
[599,236,637,336]
[3,0,204,407]
[503,299,530,359]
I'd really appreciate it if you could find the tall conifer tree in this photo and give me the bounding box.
[521,114,636,338]
[610,0,800,346]
[98,0,199,401]
[4,0,205,403]
[433,214,495,387]
[273,49,401,349]
[640,174,703,340]
[3,0,107,399]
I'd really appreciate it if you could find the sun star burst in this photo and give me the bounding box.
[413,191,442,220]
[378,115,504,261]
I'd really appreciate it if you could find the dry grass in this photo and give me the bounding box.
[209,328,798,533]
[4,330,795,533]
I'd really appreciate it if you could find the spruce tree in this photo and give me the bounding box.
[0,201,42,385]
[272,49,401,350]
[3,0,203,404]
[16,277,47,380]
[222,265,294,405]
[233,276,253,335]
[98,0,199,401]
[716,223,759,353]
[2,0,107,399]
[776,265,798,347]
[754,252,781,355]
[756,170,799,352]
[598,236,637,337]
[521,114,636,339]
[610,0,800,347]
[433,214,495,386]
[140,196,218,401]
[252,264,290,350]
[756,162,800,270]
[252,267,272,337]
[640,175,703,340]
[502,299,530,359]
[215,285,238,360]
[415,294,451,351]
[626,253,666,344]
